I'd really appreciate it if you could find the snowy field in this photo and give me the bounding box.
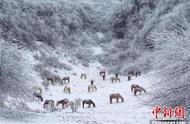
[0,58,153,124]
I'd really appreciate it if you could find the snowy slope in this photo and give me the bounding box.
[0,57,153,124]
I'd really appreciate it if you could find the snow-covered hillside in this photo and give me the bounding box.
[1,60,153,124]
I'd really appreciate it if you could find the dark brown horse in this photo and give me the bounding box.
[33,92,43,102]
[131,84,140,92]
[99,71,106,76]
[62,76,70,84]
[109,93,124,104]
[56,99,69,109]
[47,77,53,84]
[82,99,95,108]
[135,71,141,77]
[134,87,146,96]
[128,71,135,76]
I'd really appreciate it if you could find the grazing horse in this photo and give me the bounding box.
[134,87,146,96]
[56,99,69,109]
[99,70,106,76]
[33,92,43,102]
[110,77,120,83]
[64,86,71,94]
[62,76,70,84]
[47,77,53,84]
[128,71,135,76]
[81,73,87,79]
[109,93,124,104]
[32,86,42,94]
[131,84,140,92]
[47,76,61,85]
[135,71,141,77]
[44,99,55,109]
[68,98,83,112]
[82,99,95,108]
[88,84,97,92]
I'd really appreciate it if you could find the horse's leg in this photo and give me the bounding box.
[116,98,118,103]
[88,103,90,108]
[110,97,112,104]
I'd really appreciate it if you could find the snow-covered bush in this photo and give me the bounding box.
[0,41,31,104]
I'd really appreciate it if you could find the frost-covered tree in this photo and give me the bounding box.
[0,41,31,105]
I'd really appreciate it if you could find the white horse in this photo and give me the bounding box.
[68,98,82,112]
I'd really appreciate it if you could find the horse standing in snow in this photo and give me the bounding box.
[33,92,43,102]
[99,70,106,76]
[109,93,124,104]
[47,76,62,85]
[63,86,71,94]
[68,98,82,112]
[128,71,135,76]
[82,99,96,108]
[110,77,120,83]
[81,73,87,79]
[44,99,55,110]
[134,87,146,96]
[88,80,97,92]
[62,76,70,84]
[88,84,97,92]
[131,84,140,92]
[135,71,141,77]
[56,98,69,109]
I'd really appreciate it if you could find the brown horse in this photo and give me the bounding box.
[82,99,95,108]
[56,99,69,109]
[62,76,70,84]
[47,76,62,85]
[63,86,71,94]
[81,73,87,79]
[128,71,135,76]
[131,84,140,92]
[134,87,146,96]
[110,77,120,83]
[109,93,124,104]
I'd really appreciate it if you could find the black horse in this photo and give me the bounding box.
[33,92,43,102]
[82,99,95,108]
[56,99,69,109]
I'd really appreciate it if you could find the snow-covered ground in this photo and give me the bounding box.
[0,58,153,124]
